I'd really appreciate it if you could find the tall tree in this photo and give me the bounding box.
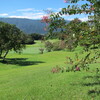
[48,0,100,48]
[0,22,26,60]
[47,0,100,70]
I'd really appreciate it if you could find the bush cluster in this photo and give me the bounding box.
[23,33,44,45]
[45,40,67,52]
[45,40,77,52]
[45,41,53,52]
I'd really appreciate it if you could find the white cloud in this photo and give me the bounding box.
[0,13,8,16]
[31,15,46,19]
[9,8,63,19]
[23,12,46,19]
[9,15,45,19]
[9,15,29,19]
[23,12,44,16]
[66,17,88,22]
[57,8,62,11]
[17,8,34,12]
[9,12,47,19]
[17,8,43,12]
[2,7,88,21]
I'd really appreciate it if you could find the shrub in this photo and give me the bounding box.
[59,40,66,50]
[65,50,100,72]
[39,48,44,54]
[31,33,44,40]
[45,41,53,52]
[52,41,66,51]
[24,34,34,44]
[51,65,61,73]
[45,40,66,52]
[52,41,61,51]
[66,38,77,51]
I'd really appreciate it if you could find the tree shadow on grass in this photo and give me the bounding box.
[82,81,100,86]
[0,58,45,66]
[82,74,100,97]
[70,74,100,97]
[88,89,100,95]
[82,75,100,86]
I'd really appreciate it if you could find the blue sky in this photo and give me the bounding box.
[0,0,89,21]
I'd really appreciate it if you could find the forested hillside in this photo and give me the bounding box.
[0,18,47,34]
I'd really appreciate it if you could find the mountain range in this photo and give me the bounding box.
[0,18,47,34]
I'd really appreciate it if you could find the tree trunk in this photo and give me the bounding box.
[0,50,2,58]
[3,50,9,61]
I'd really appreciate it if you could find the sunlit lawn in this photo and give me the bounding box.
[0,40,100,100]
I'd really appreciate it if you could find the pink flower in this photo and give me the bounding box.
[76,66,80,71]
[41,16,50,23]
[91,7,95,11]
[64,0,68,3]
[43,16,49,19]
[41,16,51,31]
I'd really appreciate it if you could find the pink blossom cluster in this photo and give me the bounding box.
[64,0,68,3]
[91,7,95,11]
[41,16,50,23]
[76,66,80,71]
[41,16,51,31]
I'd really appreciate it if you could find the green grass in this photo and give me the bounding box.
[0,40,100,100]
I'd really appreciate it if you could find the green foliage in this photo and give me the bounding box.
[23,33,44,44]
[39,48,44,54]
[51,65,61,73]
[30,33,44,40]
[47,0,100,71]
[48,17,66,33]
[65,49,100,72]
[24,34,35,44]
[48,18,94,52]
[59,40,66,50]
[44,40,66,52]
[0,21,25,59]
[48,0,100,49]
[45,32,59,39]
[66,37,78,51]
[52,41,61,51]
[45,41,53,52]
[52,41,66,51]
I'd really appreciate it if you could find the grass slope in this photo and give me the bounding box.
[0,41,100,100]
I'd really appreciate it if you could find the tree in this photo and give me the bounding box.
[49,0,100,47]
[64,18,82,40]
[48,17,66,33]
[46,0,100,70]
[45,41,53,52]
[0,22,26,60]
[23,34,34,44]
[30,33,44,40]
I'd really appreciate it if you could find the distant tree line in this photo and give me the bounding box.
[24,33,44,44]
